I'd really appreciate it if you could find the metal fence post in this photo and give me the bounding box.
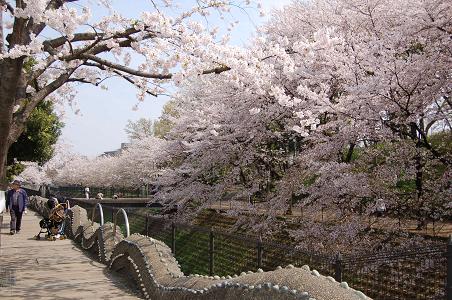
[209,228,215,276]
[171,222,176,254]
[0,215,3,247]
[447,235,452,300]
[111,207,115,223]
[145,214,149,236]
[257,236,263,270]
[334,252,343,282]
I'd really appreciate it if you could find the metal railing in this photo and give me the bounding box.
[91,203,104,226]
[51,186,143,199]
[113,208,130,238]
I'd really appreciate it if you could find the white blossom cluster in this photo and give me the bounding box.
[15,0,451,252]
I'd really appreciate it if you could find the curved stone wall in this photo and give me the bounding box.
[28,196,371,300]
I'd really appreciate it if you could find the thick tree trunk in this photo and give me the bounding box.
[411,121,426,230]
[344,142,356,163]
[0,10,4,53]
[414,149,425,230]
[0,104,13,189]
[0,97,13,190]
[0,59,23,189]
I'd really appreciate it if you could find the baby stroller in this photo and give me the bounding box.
[36,197,69,241]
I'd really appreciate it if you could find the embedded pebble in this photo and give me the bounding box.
[340,282,350,289]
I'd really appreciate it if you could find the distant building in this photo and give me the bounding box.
[100,143,130,157]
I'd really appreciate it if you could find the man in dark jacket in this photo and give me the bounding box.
[6,180,28,235]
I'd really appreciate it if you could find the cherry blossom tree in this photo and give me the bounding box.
[0,0,263,187]
[18,0,451,253]
[125,118,154,141]
[149,0,451,249]
[46,135,174,188]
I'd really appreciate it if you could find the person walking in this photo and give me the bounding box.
[6,180,28,235]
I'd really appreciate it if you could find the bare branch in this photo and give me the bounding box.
[81,53,230,79]
[8,67,78,145]
[0,0,14,14]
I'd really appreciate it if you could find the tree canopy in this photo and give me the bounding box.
[7,100,63,181]
[0,0,261,186]
[8,100,63,164]
[15,0,452,253]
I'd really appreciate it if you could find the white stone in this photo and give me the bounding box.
[340,282,349,289]
[326,276,335,282]
[286,264,295,269]
[355,291,368,299]
[311,270,320,277]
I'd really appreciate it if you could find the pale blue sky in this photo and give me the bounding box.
[61,0,291,157]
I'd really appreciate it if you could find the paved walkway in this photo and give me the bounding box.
[0,211,140,299]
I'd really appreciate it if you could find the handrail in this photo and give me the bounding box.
[113,208,130,238]
[91,203,104,226]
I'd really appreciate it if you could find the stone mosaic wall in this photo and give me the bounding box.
[29,196,371,300]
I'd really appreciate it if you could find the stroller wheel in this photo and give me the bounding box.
[35,235,41,240]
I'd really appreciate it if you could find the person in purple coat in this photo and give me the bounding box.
[6,180,28,235]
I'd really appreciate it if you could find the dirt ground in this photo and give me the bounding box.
[208,200,451,239]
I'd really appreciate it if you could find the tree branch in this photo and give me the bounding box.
[8,67,78,145]
[0,0,14,14]
[81,53,230,79]
[25,0,65,41]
